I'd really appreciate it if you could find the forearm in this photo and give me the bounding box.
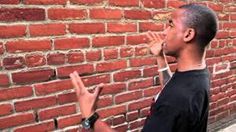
[156,55,172,87]
[93,119,116,132]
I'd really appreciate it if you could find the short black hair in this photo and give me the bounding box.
[179,3,218,51]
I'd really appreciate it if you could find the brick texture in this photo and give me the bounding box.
[0,0,235,131]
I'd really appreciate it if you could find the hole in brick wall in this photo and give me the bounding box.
[54,118,58,129]
[35,112,39,122]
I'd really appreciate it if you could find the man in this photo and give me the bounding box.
[70,3,218,132]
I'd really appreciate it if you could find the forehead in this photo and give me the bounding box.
[171,9,186,24]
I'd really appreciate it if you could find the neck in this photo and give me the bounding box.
[176,48,206,72]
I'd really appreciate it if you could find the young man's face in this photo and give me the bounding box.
[162,9,187,57]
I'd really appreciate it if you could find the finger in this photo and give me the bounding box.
[151,32,158,41]
[69,73,80,96]
[73,71,87,94]
[94,83,104,99]
[147,31,154,41]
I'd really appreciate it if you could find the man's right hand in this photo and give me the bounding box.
[147,31,165,57]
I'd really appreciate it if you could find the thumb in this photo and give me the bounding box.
[94,83,104,99]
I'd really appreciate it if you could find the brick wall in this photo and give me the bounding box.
[0,0,235,131]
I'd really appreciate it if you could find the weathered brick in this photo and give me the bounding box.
[57,64,94,78]
[0,43,4,54]
[139,22,164,32]
[97,105,126,118]
[29,23,66,37]
[0,25,26,38]
[69,23,105,34]
[14,121,55,132]
[124,10,152,20]
[135,46,149,56]
[128,98,152,111]
[0,0,19,4]
[141,0,165,8]
[0,8,45,22]
[58,114,82,128]
[100,83,126,95]
[67,51,84,63]
[12,68,55,84]
[14,96,57,112]
[130,57,156,67]
[144,86,161,97]
[96,60,127,72]
[0,103,13,116]
[54,38,89,50]
[92,36,125,47]
[48,8,87,20]
[6,39,51,53]
[112,115,126,125]
[24,0,67,5]
[127,34,149,45]
[113,70,141,82]
[58,92,77,104]
[109,0,138,7]
[208,2,223,11]
[47,53,65,65]
[70,0,103,5]
[97,96,113,108]
[104,48,118,60]
[39,104,76,120]
[86,50,101,61]
[107,23,137,33]
[167,1,186,8]
[3,56,25,70]
[90,9,122,19]
[128,79,153,90]
[0,74,10,86]
[0,86,33,101]
[115,91,142,104]
[25,53,46,67]
[120,46,134,58]
[34,80,73,96]
[0,113,35,129]
[82,74,110,86]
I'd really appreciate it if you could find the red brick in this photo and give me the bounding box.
[0,103,13,116]
[48,8,86,20]
[35,80,73,96]
[231,14,236,20]
[0,0,19,4]
[0,25,26,38]
[92,36,125,47]
[96,60,127,72]
[69,23,105,34]
[144,87,161,97]
[0,43,3,54]
[98,105,126,118]
[25,53,46,67]
[0,8,45,22]
[112,115,126,125]
[14,96,57,112]
[6,39,51,53]
[225,5,236,12]
[114,124,128,131]
[223,23,236,29]
[167,1,186,8]
[120,46,134,58]
[128,79,153,90]
[113,70,141,82]
[57,64,94,78]
[129,119,145,130]
[47,53,65,65]
[24,0,67,5]
[70,0,103,5]
[100,83,126,95]
[217,13,229,21]
[97,96,113,108]
[58,114,82,128]
[215,31,229,39]
[58,92,77,104]
[127,34,149,45]
[104,48,118,60]
[109,0,138,6]
[90,9,122,19]
[0,113,35,129]
[0,74,10,86]
[29,23,66,37]
[14,121,55,132]
[127,111,139,121]
[82,74,110,87]
[208,2,223,11]
[128,98,152,111]
[54,38,89,50]
[124,10,152,20]
[3,56,25,70]
[107,23,137,33]
[115,91,142,104]
[86,50,102,61]
[39,104,76,120]
[130,57,156,67]
[0,86,33,101]
[135,46,149,56]
[12,68,55,84]
[139,22,164,32]
[140,107,150,117]
[141,0,164,8]
[67,51,84,63]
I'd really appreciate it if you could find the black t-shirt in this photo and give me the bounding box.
[142,68,210,132]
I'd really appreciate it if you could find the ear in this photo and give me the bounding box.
[183,28,195,43]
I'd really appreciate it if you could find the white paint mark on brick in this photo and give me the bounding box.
[213,61,231,75]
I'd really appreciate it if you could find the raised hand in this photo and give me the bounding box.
[147,31,165,57]
[70,71,103,118]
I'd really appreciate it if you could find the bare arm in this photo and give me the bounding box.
[156,55,172,87]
